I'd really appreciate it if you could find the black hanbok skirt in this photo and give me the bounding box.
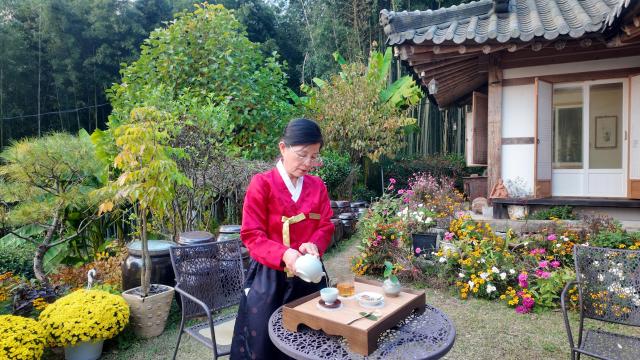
[230,259,328,360]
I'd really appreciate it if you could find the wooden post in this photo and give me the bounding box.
[487,56,503,196]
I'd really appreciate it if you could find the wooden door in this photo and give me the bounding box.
[535,79,553,198]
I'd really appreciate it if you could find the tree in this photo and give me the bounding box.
[106,3,297,160]
[98,107,190,296]
[304,48,422,164]
[0,132,104,283]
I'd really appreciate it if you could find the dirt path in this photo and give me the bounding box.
[323,238,360,282]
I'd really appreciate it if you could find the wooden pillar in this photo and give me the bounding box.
[487,56,503,195]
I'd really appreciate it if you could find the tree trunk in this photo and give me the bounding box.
[140,207,151,296]
[33,244,48,284]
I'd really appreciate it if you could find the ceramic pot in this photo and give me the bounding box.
[122,284,175,338]
[64,340,104,360]
[382,279,401,297]
[122,240,176,291]
[507,205,529,220]
[411,233,438,256]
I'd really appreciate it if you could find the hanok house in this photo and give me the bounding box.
[380,0,640,220]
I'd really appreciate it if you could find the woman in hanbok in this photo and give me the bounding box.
[230,118,334,359]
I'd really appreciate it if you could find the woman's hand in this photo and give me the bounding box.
[282,248,302,273]
[298,242,319,257]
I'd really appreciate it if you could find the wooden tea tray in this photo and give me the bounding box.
[282,278,426,356]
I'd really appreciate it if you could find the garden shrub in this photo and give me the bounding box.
[399,173,464,221]
[50,244,128,291]
[528,206,576,220]
[311,150,354,199]
[590,230,640,249]
[0,315,46,360]
[0,242,35,279]
[374,153,472,191]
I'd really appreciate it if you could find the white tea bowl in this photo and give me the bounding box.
[320,287,339,305]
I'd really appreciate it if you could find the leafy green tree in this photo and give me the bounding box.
[98,107,190,296]
[0,132,104,283]
[107,3,296,160]
[304,48,422,164]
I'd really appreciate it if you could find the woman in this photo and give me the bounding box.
[230,118,334,359]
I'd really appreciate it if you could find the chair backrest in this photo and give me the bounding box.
[170,239,245,319]
[573,245,640,326]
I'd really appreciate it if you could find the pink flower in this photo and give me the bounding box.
[535,269,551,279]
[389,178,396,184]
[515,305,529,314]
[444,232,454,241]
[455,211,465,218]
[398,189,405,194]
[530,248,546,256]
[538,260,548,268]
[551,260,561,268]
[522,297,535,308]
[415,247,422,254]
[518,273,529,288]
[372,240,379,247]
[547,234,557,241]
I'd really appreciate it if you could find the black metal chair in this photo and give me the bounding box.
[170,239,245,360]
[561,245,640,360]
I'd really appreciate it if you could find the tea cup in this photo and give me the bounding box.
[320,287,339,305]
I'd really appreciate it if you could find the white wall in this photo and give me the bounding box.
[503,56,640,79]
[632,75,640,180]
[501,84,535,195]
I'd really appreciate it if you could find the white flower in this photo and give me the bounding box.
[509,269,516,275]
[468,280,475,289]
[426,217,433,223]
[458,273,465,278]
[480,272,489,280]
[500,272,507,280]
[561,236,569,242]
[480,258,486,263]
[439,257,447,263]
[491,266,500,273]
[598,274,605,282]
[556,244,562,248]
[418,203,424,208]
[486,284,496,294]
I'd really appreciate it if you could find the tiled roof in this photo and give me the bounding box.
[381,0,628,45]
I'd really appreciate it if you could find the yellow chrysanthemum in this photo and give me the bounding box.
[39,289,129,347]
[0,315,46,360]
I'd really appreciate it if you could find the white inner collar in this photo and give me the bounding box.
[276,160,303,202]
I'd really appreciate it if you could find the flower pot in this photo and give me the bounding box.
[507,205,529,220]
[64,340,104,360]
[411,232,438,256]
[122,284,175,338]
[382,279,401,297]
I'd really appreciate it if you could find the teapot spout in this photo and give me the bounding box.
[313,271,327,283]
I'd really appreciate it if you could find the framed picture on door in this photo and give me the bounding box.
[595,115,617,148]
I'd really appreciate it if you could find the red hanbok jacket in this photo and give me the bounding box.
[241,168,334,271]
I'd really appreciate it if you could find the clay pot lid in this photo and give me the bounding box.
[127,240,176,256]
[338,212,356,220]
[178,231,215,245]
[218,225,241,233]
[335,201,351,207]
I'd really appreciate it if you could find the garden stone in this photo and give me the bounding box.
[472,197,488,214]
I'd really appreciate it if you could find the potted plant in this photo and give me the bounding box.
[38,289,129,360]
[97,107,191,338]
[382,261,401,297]
[0,315,46,360]
[399,205,438,256]
[504,177,532,220]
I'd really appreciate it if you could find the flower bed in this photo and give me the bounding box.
[0,315,46,360]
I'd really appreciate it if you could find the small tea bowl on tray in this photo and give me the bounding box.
[356,291,384,308]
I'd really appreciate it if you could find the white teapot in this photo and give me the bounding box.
[294,254,326,283]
